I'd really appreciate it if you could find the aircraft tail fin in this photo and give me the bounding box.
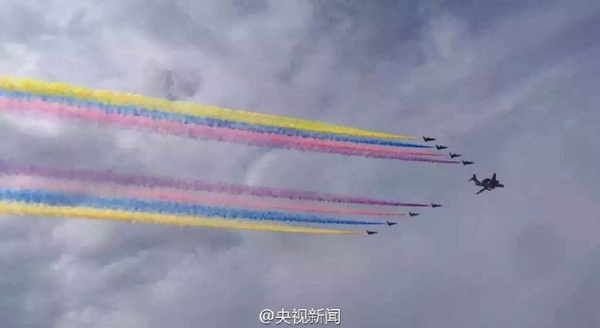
[469,174,477,182]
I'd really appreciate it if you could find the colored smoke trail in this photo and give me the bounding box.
[0,189,383,225]
[0,77,415,140]
[0,90,432,149]
[0,98,442,160]
[0,98,459,164]
[0,160,429,207]
[0,176,405,217]
[0,202,358,235]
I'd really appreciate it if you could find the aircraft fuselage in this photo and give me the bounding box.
[470,174,504,194]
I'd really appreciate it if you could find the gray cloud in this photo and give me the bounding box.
[1,0,599,327]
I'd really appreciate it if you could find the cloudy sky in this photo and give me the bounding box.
[1,0,599,327]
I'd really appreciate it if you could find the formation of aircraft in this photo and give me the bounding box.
[366,136,503,235]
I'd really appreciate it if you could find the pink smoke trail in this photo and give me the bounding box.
[0,175,405,217]
[0,160,428,207]
[0,98,458,164]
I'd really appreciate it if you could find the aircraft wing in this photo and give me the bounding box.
[476,188,487,195]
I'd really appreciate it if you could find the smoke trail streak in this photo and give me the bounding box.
[0,202,358,235]
[0,189,383,225]
[0,98,459,164]
[0,176,404,217]
[1,97,441,158]
[0,160,429,207]
[0,90,432,149]
[0,77,415,140]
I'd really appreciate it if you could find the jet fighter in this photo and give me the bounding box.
[386,221,397,226]
[469,173,505,195]
[436,145,448,150]
[449,153,461,158]
[431,203,442,208]
[462,160,474,165]
[366,230,378,235]
[423,136,436,142]
[409,212,420,217]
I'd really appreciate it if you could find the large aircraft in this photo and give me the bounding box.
[366,230,378,235]
[423,136,436,142]
[469,173,505,195]
[386,221,397,226]
[409,212,420,217]
[436,145,448,150]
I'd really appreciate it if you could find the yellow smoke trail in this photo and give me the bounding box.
[0,202,359,235]
[0,76,415,140]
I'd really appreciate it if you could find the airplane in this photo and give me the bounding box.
[431,203,442,208]
[386,221,397,226]
[462,160,474,165]
[469,173,505,195]
[366,230,378,235]
[436,145,448,150]
[449,153,461,158]
[423,136,436,142]
[409,212,420,217]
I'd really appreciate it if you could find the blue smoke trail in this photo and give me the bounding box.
[0,90,431,149]
[0,189,383,226]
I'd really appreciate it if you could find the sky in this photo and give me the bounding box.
[1,0,599,327]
